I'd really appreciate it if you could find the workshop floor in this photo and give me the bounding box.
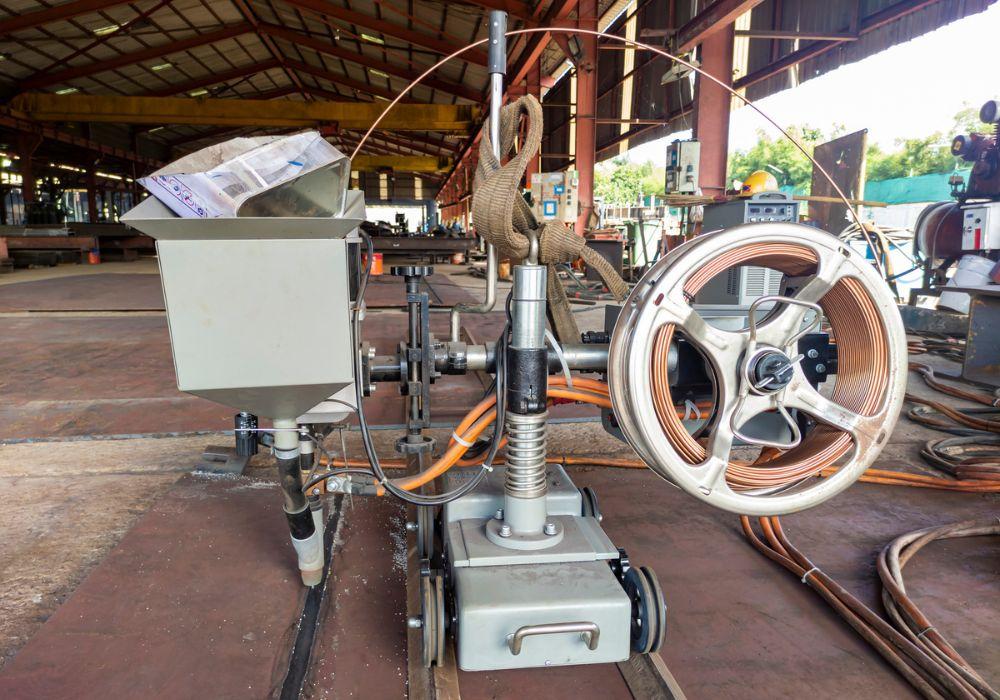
[0,260,997,698]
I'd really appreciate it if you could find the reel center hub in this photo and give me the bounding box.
[748,348,796,394]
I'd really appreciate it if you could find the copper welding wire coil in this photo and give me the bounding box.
[649,243,891,491]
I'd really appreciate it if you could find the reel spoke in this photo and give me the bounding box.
[783,373,884,451]
[754,247,846,349]
[654,299,745,366]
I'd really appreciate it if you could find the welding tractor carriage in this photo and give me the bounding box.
[124,172,906,673]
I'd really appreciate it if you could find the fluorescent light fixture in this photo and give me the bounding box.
[369,68,389,79]
[374,95,390,101]
[0,53,10,62]
[55,87,78,95]
[149,126,165,133]
[188,88,209,97]
[150,62,172,71]
[93,24,120,36]
[361,33,384,44]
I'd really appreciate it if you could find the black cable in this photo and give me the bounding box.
[347,230,508,506]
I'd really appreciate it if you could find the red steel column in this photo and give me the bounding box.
[692,23,735,197]
[16,133,40,206]
[574,0,598,236]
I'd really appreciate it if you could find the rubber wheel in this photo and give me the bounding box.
[580,486,602,521]
[421,574,446,667]
[624,567,657,654]
[640,566,667,653]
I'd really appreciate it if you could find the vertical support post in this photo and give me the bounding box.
[574,0,598,237]
[449,10,504,341]
[16,133,41,206]
[501,264,550,538]
[693,24,735,197]
[86,166,98,223]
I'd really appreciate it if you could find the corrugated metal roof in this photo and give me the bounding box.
[0,0,992,187]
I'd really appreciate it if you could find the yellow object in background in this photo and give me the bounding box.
[739,170,778,196]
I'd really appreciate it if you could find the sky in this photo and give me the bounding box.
[623,3,1000,168]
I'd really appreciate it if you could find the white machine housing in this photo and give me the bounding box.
[665,139,700,194]
[960,201,1000,251]
[121,190,365,420]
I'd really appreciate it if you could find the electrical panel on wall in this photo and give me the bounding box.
[665,139,700,194]
[530,170,579,224]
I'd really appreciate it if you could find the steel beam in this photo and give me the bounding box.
[692,23,734,196]
[0,108,160,168]
[260,23,481,103]
[352,155,451,173]
[19,22,254,91]
[11,93,480,131]
[575,0,598,236]
[675,0,764,54]
[456,0,533,20]
[145,59,283,97]
[282,58,402,102]
[0,0,129,37]
[281,0,488,65]
[734,0,939,90]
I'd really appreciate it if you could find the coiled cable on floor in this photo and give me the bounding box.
[741,516,989,700]
[878,519,1000,700]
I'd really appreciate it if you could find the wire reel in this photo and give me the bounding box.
[608,223,908,515]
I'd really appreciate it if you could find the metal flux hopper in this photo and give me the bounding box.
[121,190,365,421]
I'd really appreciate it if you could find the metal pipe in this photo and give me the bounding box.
[448,11,505,342]
[369,343,610,381]
[503,263,549,536]
[273,417,322,586]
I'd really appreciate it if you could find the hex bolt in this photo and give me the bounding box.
[806,348,819,359]
[311,487,321,496]
[494,508,504,520]
[498,523,512,538]
[544,522,558,536]
[407,616,423,629]
[815,363,827,373]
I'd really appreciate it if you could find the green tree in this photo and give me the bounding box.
[728,105,978,189]
[595,157,645,205]
[866,135,957,181]
[727,125,826,192]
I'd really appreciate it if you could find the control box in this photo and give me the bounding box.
[960,201,1000,251]
[702,191,799,231]
[530,170,579,224]
[665,139,700,194]
[698,191,800,307]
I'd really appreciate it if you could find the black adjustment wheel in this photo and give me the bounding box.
[390,265,433,278]
[580,486,602,521]
[624,565,667,655]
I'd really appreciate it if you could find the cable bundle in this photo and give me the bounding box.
[742,516,997,700]
[878,520,1000,700]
